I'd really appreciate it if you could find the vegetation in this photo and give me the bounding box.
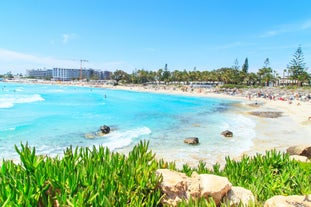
[1,141,311,206]
[0,141,162,206]
[180,150,311,205]
[111,46,310,87]
[287,46,309,86]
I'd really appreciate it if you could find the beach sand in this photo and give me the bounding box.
[109,84,311,166]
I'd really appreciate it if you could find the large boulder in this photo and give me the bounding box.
[156,169,232,206]
[155,169,189,206]
[289,155,310,162]
[286,145,311,159]
[184,137,199,145]
[264,195,311,207]
[223,186,255,206]
[199,174,232,204]
[221,130,233,137]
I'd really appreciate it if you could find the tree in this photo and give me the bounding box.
[245,72,258,86]
[232,58,240,70]
[111,70,128,85]
[156,69,163,83]
[258,67,273,86]
[242,58,248,73]
[287,46,307,86]
[264,58,270,68]
[162,64,171,84]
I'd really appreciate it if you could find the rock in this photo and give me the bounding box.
[289,155,310,162]
[286,145,311,159]
[156,169,233,206]
[199,174,232,204]
[221,130,233,137]
[264,195,311,207]
[99,125,110,134]
[84,133,96,139]
[249,111,282,118]
[223,186,255,206]
[96,131,105,136]
[184,137,199,145]
[155,169,189,206]
[187,172,201,198]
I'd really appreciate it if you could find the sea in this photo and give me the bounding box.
[0,82,256,167]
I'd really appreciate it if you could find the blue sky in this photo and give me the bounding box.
[0,0,311,75]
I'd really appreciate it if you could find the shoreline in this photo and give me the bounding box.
[99,82,311,166]
[3,80,311,167]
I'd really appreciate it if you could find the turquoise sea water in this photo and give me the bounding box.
[0,82,255,166]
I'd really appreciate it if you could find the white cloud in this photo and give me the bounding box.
[0,48,78,73]
[62,33,78,44]
[0,48,38,62]
[259,24,294,38]
[0,48,128,74]
[259,18,311,38]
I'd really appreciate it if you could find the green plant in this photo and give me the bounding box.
[0,141,164,206]
[213,150,311,201]
[1,143,311,206]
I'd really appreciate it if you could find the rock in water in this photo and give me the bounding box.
[100,125,110,134]
[85,133,96,139]
[221,130,233,137]
[184,137,199,145]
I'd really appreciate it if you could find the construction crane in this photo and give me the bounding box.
[80,59,88,80]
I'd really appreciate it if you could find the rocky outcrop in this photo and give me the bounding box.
[264,195,311,207]
[286,145,311,159]
[249,111,282,118]
[221,130,233,137]
[199,173,232,204]
[184,137,199,145]
[155,169,190,206]
[223,186,255,206]
[156,169,244,206]
[289,155,310,162]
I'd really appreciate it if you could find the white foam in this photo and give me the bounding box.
[0,94,44,108]
[0,102,14,108]
[103,127,152,150]
[226,114,256,153]
[15,94,45,103]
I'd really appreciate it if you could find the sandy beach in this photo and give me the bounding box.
[4,80,311,167]
[107,83,311,162]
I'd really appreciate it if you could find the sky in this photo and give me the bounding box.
[0,0,311,75]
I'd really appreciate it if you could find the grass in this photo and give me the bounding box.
[1,141,311,206]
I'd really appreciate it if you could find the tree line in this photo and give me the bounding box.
[112,46,310,87]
